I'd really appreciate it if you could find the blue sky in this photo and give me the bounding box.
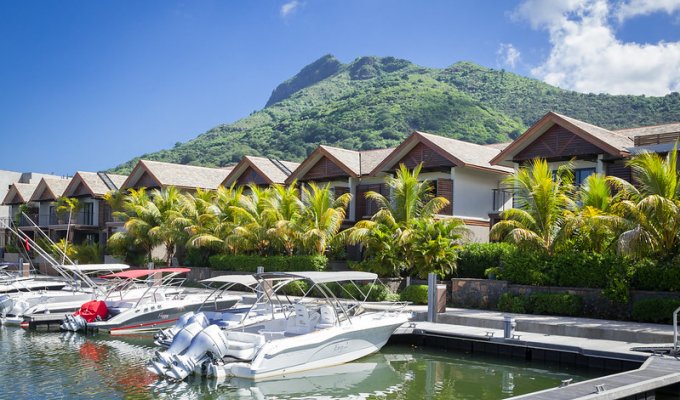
[1,0,679,176]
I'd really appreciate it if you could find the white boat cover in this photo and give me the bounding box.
[262,271,378,284]
[59,264,130,272]
[201,275,259,286]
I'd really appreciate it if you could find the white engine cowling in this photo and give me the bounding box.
[154,311,196,347]
[60,314,87,332]
[156,324,231,380]
[0,295,13,316]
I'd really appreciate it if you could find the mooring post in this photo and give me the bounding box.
[427,273,437,323]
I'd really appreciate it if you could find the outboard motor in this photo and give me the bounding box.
[154,311,202,347]
[0,295,13,316]
[150,317,211,373]
[7,299,29,317]
[61,300,108,332]
[164,325,231,380]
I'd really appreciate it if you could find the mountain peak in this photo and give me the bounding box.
[348,56,412,80]
[265,54,344,107]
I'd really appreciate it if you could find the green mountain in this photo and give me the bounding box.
[110,55,680,174]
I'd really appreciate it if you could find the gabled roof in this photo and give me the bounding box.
[370,131,513,175]
[29,177,71,202]
[285,145,394,184]
[62,172,129,198]
[120,160,231,191]
[614,122,680,138]
[490,112,633,166]
[222,156,300,186]
[2,183,38,205]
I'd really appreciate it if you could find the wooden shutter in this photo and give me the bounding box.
[437,178,453,215]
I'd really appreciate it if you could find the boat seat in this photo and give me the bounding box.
[286,304,319,335]
[316,305,336,329]
[215,312,247,328]
[223,330,265,360]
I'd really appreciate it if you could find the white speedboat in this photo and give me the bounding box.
[153,274,285,347]
[1,264,131,326]
[148,271,409,380]
[61,268,241,335]
[0,263,68,294]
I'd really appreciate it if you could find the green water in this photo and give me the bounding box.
[0,325,601,399]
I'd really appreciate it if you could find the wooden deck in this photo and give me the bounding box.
[508,356,680,399]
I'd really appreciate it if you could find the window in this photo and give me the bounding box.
[552,168,596,186]
[574,168,596,186]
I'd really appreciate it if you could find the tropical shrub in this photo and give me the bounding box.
[497,293,528,314]
[631,298,680,324]
[529,293,583,316]
[208,254,327,272]
[399,285,429,305]
[630,257,680,292]
[456,242,513,278]
[498,292,583,316]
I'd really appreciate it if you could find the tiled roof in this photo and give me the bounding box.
[247,156,300,184]
[320,145,395,176]
[483,142,512,151]
[74,172,112,196]
[553,112,633,151]
[127,160,231,190]
[30,177,71,201]
[2,183,38,204]
[107,174,128,190]
[490,112,633,165]
[614,122,680,139]
[414,132,514,173]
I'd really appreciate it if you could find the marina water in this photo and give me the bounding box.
[0,325,599,399]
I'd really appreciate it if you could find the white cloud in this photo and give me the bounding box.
[515,0,680,96]
[616,0,680,21]
[497,43,522,68]
[280,0,301,18]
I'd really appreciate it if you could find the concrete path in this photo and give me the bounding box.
[399,306,676,344]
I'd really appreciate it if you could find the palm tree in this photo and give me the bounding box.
[609,145,680,258]
[298,182,351,255]
[147,186,185,266]
[406,217,469,278]
[265,183,304,256]
[344,163,461,277]
[227,185,279,255]
[109,188,158,263]
[55,196,81,263]
[365,163,449,224]
[490,158,574,253]
[561,173,625,253]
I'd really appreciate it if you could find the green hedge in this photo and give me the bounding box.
[399,285,429,305]
[209,254,327,272]
[498,292,583,316]
[456,243,513,278]
[630,258,680,292]
[631,298,680,324]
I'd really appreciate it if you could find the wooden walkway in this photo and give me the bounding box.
[508,356,680,399]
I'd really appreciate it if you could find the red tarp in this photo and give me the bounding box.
[74,300,109,323]
[101,268,190,279]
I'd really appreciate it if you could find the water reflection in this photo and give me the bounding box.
[0,326,597,399]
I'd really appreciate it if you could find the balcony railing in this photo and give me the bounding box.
[15,213,39,227]
[491,189,513,213]
[42,211,96,226]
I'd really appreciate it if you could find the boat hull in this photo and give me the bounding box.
[213,313,409,380]
[90,296,240,335]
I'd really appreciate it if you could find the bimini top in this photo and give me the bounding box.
[201,274,260,286]
[102,268,190,279]
[259,271,378,284]
[60,264,130,272]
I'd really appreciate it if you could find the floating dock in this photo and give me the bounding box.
[390,311,680,400]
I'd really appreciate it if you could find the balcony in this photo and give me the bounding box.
[491,189,513,212]
[46,211,96,227]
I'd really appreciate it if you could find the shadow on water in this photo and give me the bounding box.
[0,325,600,399]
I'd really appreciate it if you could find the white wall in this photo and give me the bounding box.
[0,170,23,220]
[453,168,506,220]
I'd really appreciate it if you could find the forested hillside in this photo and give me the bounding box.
[110,55,680,174]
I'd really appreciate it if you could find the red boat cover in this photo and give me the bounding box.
[74,300,109,323]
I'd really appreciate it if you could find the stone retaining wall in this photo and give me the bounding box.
[451,278,680,318]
